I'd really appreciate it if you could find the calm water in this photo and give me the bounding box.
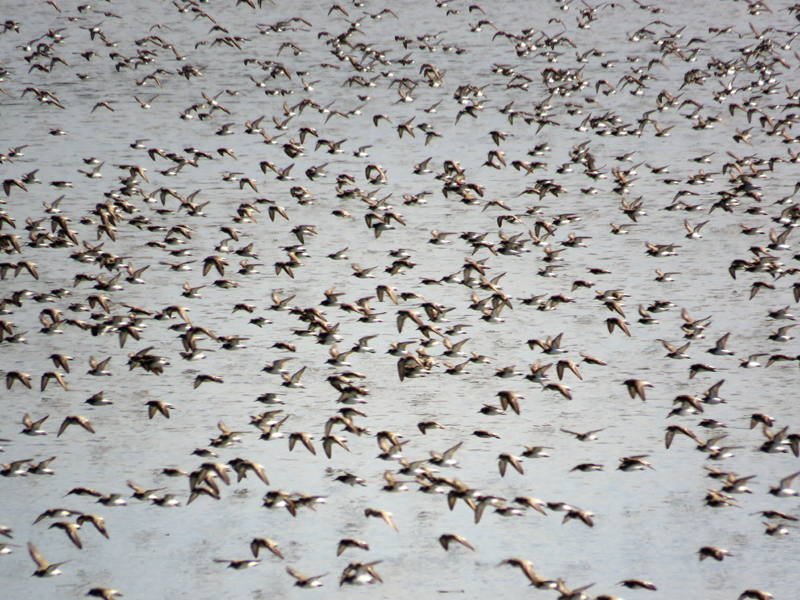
[1,0,799,598]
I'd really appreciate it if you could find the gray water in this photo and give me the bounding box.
[1,0,799,598]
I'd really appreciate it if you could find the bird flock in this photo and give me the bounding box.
[1,0,800,598]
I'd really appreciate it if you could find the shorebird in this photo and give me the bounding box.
[288,432,316,455]
[429,442,463,468]
[127,480,165,501]
[738,591,773,600]
[262,358,294,375]
[521,446,551,459]
[624,379,653,400]
[544,382,572,399]
[418,421,447,435]
[498,453,524,476]
[497,391,522,414]
[528,332,567,354]
[660,339,691,359]
[381,470,410,492]
[759,425,790,454]
[32,508,81,525]
[561,428,604,442]
[665,425,701,449]
[146,401,172,419]
[335,473,367,487]
[701,380,727,404]
[563,508,594,527]
[214,558,261,569]
[48,354,73,372]
[364,508,398,532]
[28,542,68,577]
[339,560,383,586]
[194,374,223,388]
[337,538,369,556]
[439,533,475,551]
[617,455,654,471]
[739,354,767,368]
[48,522,82,549]
[554,578,595,599]
[556,360,582,380]
[1,460,32,477]
[698,546,732,561]
[619,579,657,590]
[251,537,283,559]
[86,589,122,600]
[28,457,56,475]
[499,558,557,589]
[57,416,95,437]
[6,371,32,389]
[21,414,48,435]
[768,325,795,342]
[755,510,797,522]
[768,471,800,497]
[87,356,112,376]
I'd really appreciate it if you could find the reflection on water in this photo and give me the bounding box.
[1,0,799,598]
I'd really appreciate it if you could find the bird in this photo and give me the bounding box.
[561,428,604,442]
[364,508,398,532]
[739,354,767,368]
[660,339,691,359]
[665,426,701,449]
[21,414,49,436]
[286,566,326,588]
[251,537,283,559]
[86,589,123,600]
[563,509,594,527]
[624,379,653,401]
[418,421,447,435]
[339,560,384,586]
[40,371,67,391]
[498,453,524,476]
[497,391,522,414]
[689,364,717,379]
[28,457,56,475]
[146,401,172,419]
[288,432,316,455]
[262,358,295,375]
[698,546,732,561]
[1,459,32,477]
[498,557,556,589]
[6,371,32,390]
[529,332,568,354]
[337,538,369,556]
[738,591,774,600]
[282,366,307,389]
[556,360,582,380]
[429,442,463,468]
[194,374,223,388]
[521,446,552,459]
[87,356,112,376]
[33,508,83,526]
[75,514,108,538]
[214,558,261,569]
[127,480,165,501]
[439,533,475,551]
[28,542,68,577]
[768,471,800,497]
[48,522,82,549]
[614,578,656,592]
[57,416,95,437]
[544,382,572,400]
